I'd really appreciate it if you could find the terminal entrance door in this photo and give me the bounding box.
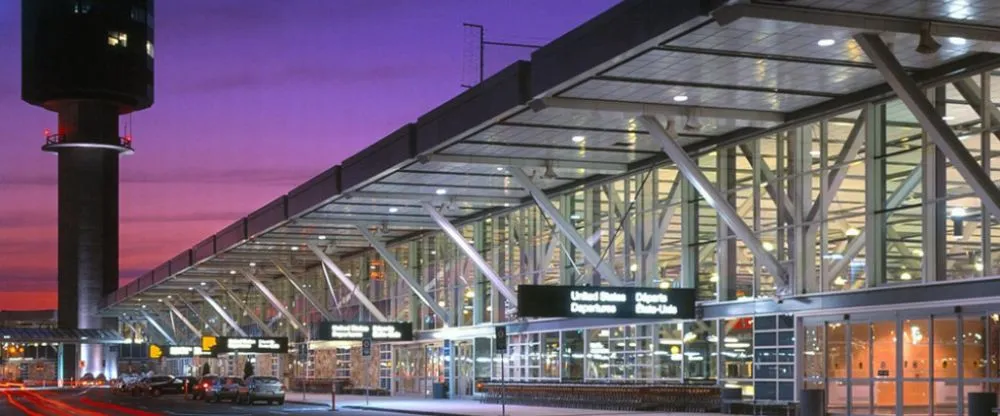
[453,341,474,398]
[393,343,444,397]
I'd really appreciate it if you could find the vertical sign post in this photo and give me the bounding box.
[495,326,507,416]
[361,337,372,406]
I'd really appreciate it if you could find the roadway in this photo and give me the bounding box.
[0,387,409,416]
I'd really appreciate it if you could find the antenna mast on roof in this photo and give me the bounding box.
[461,23,544,89]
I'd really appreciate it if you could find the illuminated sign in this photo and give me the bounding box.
[151,344,211,358]
[517,285,695,319]
[314,322,413,341]
[203,336,289,354]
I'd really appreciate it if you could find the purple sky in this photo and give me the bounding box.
[0,0,618,310]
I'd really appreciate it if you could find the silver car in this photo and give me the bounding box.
[237,376,285,405]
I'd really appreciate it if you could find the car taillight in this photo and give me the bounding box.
[203,383,208,388]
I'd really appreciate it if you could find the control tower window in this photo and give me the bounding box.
[130,6,145,23]
[108,31,128,47]
[146,41,154,58]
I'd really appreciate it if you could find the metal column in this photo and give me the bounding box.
[356,226,450,322]
[856,33,1000,221]
[140,309,177,345]
[306,243,389,322]
[421,201,518,306]
[273,261,336,321]
[216,280,275,337]
[640,115,790,292]
[178,297,220,337]
[791,127,816,294]
[716,147,738,300]
[239,270,309,338]
[195,287,248,337]
[508,167,624,285]
[924,88,948,282]
[164,300,201,340]
[864,102,887,287]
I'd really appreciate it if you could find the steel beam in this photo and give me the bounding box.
[178,296,220,337]
[806,111,866,229]
[319,260,343,317]
[640,115,790,291]
[140,309,176,345]
[714,2,1000,43]
[856,33,1000,221]
[421,202,518,306]
[164,300,201,339]
[348,191,521,205]
[194,287,248,337]
[239,270,309,338]
[739,143,795,221]
[273,261,336,321]
[953,78,1000,141]
[306,243,388,322]
[419,154,627,174]
[530,96,785,123]
[355,226,451,322]
[643,180,680,281]
[216,280,275,337]
[507,167,624,285]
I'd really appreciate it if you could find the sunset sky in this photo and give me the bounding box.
[0,0,617,310]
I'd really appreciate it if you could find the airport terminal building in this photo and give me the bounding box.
[96,1,1000,414]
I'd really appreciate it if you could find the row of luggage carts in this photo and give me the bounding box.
[481,382,722,412]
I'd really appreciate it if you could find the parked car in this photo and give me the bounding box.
[79,373,96,387]
[191,375,219,400]
[146,375,185,396]
[237,376,286,405]
[204,376,244,403]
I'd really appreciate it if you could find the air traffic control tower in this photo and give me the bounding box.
[22,0,154,379]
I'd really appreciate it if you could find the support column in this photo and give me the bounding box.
[273,261,336,321]
[640,115,790,292]
[195,287,248,337]
[924,89,948,282]
[356,226,450,322]
[239,270,309,338]
[791,127,816,294]
[473,221,486,325]
[140,309,176,345]
[681,178,698,289]
[216,280,275,337]
[422,202,518,306]
[508,167,624,285]
[856,33,1000,221]
[306,244,388,322]
[716,147,738,300]
[864,102,887,287]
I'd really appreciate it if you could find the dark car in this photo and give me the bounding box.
[204,376,244,403]
[146,375,185,396]
[192,375,219,400]
[237,376,286,405]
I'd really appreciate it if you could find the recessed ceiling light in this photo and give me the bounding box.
[672,95,689,102]
[845,227,861,237]
[948,37,967,46]
[389,207,399,213]
[157,299,162,302]
[200,282,206,286]
[229,270,236,275]
[435,188,447,195]
[942,116,955,121]
[951,206,967,217]
[810,150,821,158]
[345,273,352,277]
[291,246,300,251]
[900,272,912,281]
[571,135,586,143]
[496,166,504,171]
[166,295,171,299]
[187,287,193,291]
[318,235,327,240]
[817,39,835,47]
[249,262,256,267]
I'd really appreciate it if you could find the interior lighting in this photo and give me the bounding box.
[658,281,670,289]
[291,246,300,251]
[900,272,912,281]
[672,95,689,102]
[249,262,256,267]
[571,135,586,143]
[845,227,861,237]
[951,207,967,217]
[389,207,399,213]
[437,300,446,307]
[833,276,846,286]
[948,37,967,46]
[187,287,193,291]
[318,235,327,240]
[629,263,638,272]
[435,188,447,195]
[817,39,835,47]
[942,116,955,121]
[975,262,984,272]
[200,282,206,286]
[229,270,236,275]
[762,242,775,252]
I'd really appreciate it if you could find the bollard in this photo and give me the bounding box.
[331,384,337,412]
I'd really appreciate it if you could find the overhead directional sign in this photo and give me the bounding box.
[315,322,413,341]
[517,285,696,319]
[203,336,289,355]
[150,344,210,358]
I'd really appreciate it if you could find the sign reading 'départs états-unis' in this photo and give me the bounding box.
[516,285,696,319]
[202,336,289,355]
[314,322,414,341]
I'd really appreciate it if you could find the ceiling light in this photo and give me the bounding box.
[435,188,447,195]
[200,282,206,286]
[629,263,638,272]
[951,207,967,217]
[942,116,955,121]
[437,300,446,307]
[157,299,162,302]
[166,295,171,299]
[389,207,399,213]
[976,262,984,272]
[249,262,256,267]
[817,39,835,47]
[571,135,586,143]
[810,150,821,158]
[762,242,775,252]
[900,272,912,281]
[345,273,352,277]
[187,287,193,291]
[430,250,437,255]
[291,246,300,251]
[915,249,924,257]
[658,281,670,289]
[709,273,719,283]
[672,95,689,102]
[318,235,327,240]
[833,276,846,286]
[229,270,236,275]
[496,166,504,171]
[948,37,967,46]
[845,227,861,237]
[503,203,511,207]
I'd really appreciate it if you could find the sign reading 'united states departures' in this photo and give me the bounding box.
[516,285,696,319]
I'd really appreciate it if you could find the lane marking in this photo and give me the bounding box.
[74,388,93,397]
